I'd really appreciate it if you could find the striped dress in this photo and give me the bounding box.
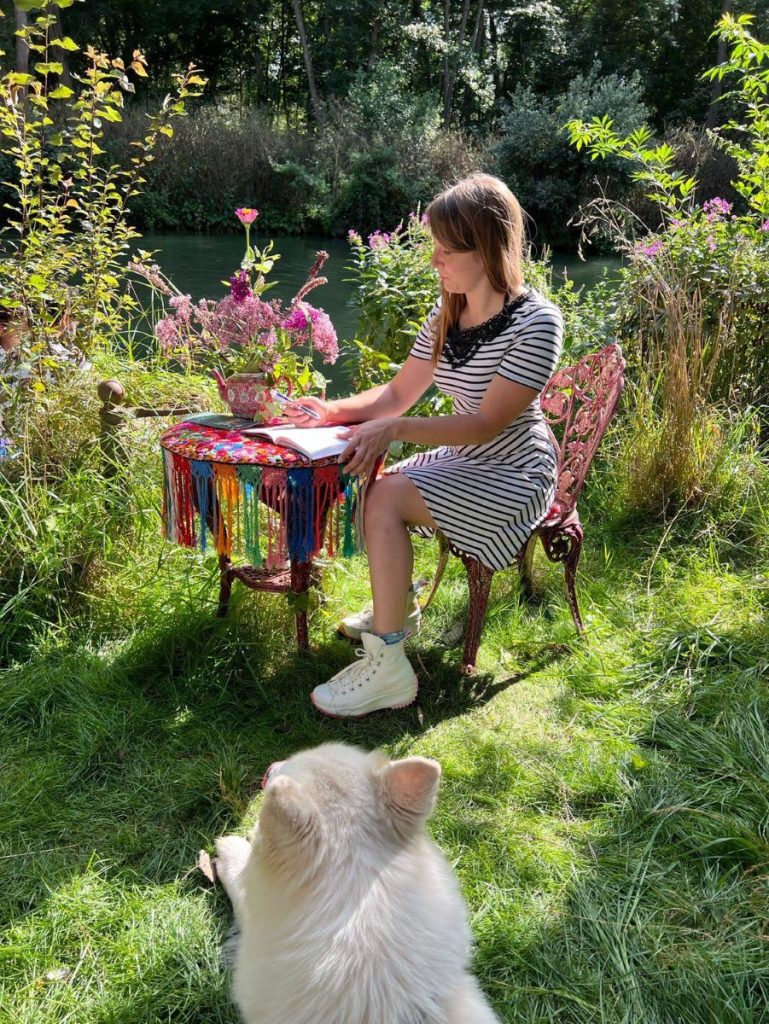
[389,289,564,570]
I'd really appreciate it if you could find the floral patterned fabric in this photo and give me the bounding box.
[159,420,362,567]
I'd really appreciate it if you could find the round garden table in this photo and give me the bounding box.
[159,418,369,650]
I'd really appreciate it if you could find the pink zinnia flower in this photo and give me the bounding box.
[235,207,259,226]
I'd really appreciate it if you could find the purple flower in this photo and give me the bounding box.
[230,270,252,304]
[707,237,717,252]
[421,213,429,225]
[281,302,339,363]
[761,219,769,232]
[703,197,732,222]
[636,239,663,258]
[368,230,390,249]
[347,228,362,245]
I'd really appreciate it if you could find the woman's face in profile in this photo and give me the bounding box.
[430,236,488,295]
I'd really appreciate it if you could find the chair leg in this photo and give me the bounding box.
[564,539,585,636]
[517,534,536,599]
[420,530,451,613]
[459,554,495,674]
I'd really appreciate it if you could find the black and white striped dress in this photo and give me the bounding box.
[388,289,564,570]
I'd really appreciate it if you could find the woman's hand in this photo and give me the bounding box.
[281,394,333,427]
[337,418,397,477]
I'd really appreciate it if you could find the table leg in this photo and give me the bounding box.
[290,560,312,650]
[217,554,233,617]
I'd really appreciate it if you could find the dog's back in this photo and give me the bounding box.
[215,743,500,1024]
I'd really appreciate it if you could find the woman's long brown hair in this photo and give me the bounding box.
[425,172,526,364]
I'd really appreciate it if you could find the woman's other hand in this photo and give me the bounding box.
[281,395,332,427]
[337,418,396,477]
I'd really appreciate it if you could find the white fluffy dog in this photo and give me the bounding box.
[215,742,501,1024]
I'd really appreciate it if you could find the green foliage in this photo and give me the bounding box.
[565,13,769,515]
[0,0,205,425]
[703,12,769,219]
[492,65,649,247]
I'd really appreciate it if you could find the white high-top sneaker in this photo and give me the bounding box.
[338,587,422,642]
[310,632,418,718]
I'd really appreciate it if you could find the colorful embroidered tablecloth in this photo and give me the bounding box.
[160,420,364,567]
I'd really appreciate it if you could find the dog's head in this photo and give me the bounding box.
[258,743,441,876]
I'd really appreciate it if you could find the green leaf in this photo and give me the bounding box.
[6,72,35,85]
[34,62,64,75]
[50,36,79,51]
[27,273,47,292]
[48,85,74,99]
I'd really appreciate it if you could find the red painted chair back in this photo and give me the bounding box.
[540,343,626,517]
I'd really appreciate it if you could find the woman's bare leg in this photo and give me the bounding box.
[364,473,437,634]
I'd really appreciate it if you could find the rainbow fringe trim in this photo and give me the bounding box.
[161,450,365,567]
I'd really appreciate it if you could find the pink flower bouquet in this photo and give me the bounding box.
[130,208,339,405]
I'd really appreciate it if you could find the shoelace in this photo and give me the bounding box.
[328,648,384,696]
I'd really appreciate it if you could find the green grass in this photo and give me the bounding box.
[2,406,769,1022]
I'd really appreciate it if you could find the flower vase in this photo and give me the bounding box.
[211,370,283,424]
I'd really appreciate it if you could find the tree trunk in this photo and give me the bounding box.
[49,8,73,88]
[472,0,484,55]
[14,4,29,76]
[706,0,733,129]
[443,0,472,128]
[441,0,451,127]
[290,0,321,122]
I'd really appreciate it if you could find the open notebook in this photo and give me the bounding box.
[240,423,348,459]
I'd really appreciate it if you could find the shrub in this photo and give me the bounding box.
[490,65,649,248]
[0,0,204,432]
[565,13,769,514]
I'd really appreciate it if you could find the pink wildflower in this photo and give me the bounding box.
[207,294,278,350]
[707,237,717,252]
[282,302,339,363]
[235,207,259,226]
[637,239,663,258]
[421,213,429,225]
[155,316,180,353]
[368,230,390,249]
[703,197,732,222]
[347,228,362,245]
[169,294,193,325]
[761,219,769,232]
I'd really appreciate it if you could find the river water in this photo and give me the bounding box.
[136,233,621,394]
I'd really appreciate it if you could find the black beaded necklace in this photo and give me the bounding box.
[443,290,532,369]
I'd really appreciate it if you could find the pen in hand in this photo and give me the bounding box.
[272,390,321,421]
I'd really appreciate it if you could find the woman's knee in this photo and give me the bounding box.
[365,476,409,528]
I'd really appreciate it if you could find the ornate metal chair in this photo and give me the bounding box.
[420,343,626,673]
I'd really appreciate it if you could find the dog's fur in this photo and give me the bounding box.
[215,742,500,1024]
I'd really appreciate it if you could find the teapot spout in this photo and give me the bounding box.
[210,368,227,398]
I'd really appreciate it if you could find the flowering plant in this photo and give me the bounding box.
[131,207,338,395]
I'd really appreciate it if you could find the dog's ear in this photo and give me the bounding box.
[260,775,319,851]
[380,756,441,832]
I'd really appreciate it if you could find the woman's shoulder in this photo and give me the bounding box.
[519,288,562,319]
